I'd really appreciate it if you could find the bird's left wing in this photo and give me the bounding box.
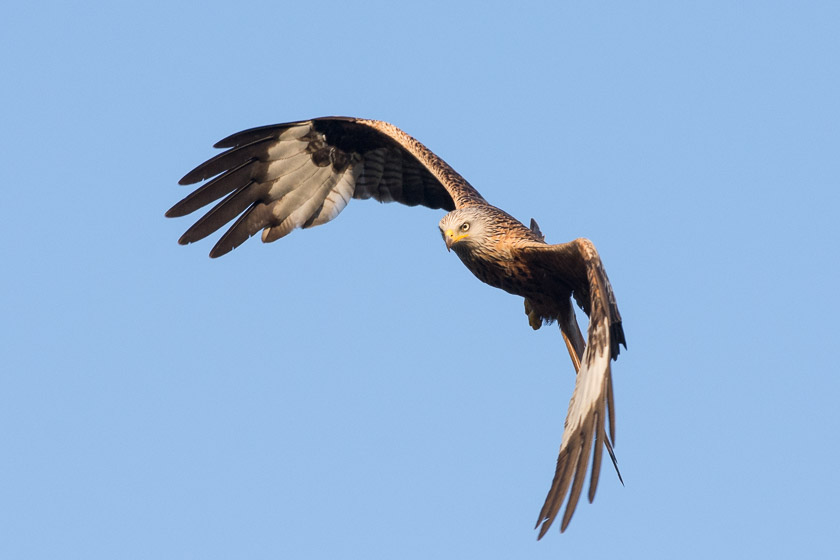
[520,238,626,538]
[167,117,488,257]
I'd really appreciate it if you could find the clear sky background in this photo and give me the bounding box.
[2,1,838,558]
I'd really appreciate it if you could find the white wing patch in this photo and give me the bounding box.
[559,315,610,447]
[272,122,313,141]
[261,163,342,242]
[305,164,362,228]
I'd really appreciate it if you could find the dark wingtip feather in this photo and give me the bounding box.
[605,437,624,486]
[166,199,200,218]
[170,163,255,219]
[213,138,236,149]
[536,511,555,540]
[179,164,211,185]
[559,417,596,533]
[214,132,257,149]
[214,125,279,148]
[536,524,550,541]
[588,412,606,504]
[179,136,276,187]
[612,322,627,358]
[209,235,240,259]
[212,121,315,149]
[534,445,579,539]
[206,202,273,259]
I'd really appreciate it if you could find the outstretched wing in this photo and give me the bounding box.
[167,117,488,257]
[521,238,626,538]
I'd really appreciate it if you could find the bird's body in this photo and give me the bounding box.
[443,207,543,292]
[168,116,626,538]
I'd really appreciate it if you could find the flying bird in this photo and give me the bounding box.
[167,117,626,538]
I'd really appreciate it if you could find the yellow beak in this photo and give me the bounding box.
[444,229,469,251]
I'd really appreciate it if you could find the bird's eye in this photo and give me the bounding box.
[460,222,470,232]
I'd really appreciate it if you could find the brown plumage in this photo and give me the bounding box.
[168,116,626,538]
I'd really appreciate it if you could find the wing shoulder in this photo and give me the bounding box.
[523,238,625,356]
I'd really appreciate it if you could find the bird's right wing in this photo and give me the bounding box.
[167,117,488,257]
[521,238,626,538]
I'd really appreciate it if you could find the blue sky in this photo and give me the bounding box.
[2,1,838,558]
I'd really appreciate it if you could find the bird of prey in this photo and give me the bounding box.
[167,116,626,538]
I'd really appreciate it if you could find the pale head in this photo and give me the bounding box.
[439,208,490,253]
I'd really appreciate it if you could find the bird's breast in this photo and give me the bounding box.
[453,244,536,298]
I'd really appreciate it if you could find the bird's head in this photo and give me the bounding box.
[439,208,487,253]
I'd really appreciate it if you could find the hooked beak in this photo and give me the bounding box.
[443,229,467,251]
